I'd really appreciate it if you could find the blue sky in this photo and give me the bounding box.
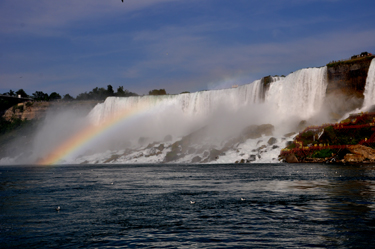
[1,0,375,97]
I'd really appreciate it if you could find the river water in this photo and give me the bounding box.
[1,163,375,248]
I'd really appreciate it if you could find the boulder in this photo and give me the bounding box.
[241,124,274,140]
[344,153,365,163]
[285,153,299,163]
[267,137,277,145]
[208,148,224,161]
[156,144,165,151]
[248,155,257,162]
[257,145,267,151]
[347,145,375,160]
[191,156,201,163]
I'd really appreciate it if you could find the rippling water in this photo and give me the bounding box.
[1,163,375,248]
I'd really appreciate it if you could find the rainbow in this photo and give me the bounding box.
[37,102,150,165]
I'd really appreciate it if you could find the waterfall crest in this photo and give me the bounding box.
[88,79,270,126]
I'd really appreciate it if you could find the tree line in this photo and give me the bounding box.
[0,85,162,102]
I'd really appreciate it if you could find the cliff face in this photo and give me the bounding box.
[324,56,375,116]
[3,102,50,121]
[326,56,374,98]
[2,101,101,121]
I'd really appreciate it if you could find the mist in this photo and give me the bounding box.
[2,64,361,165]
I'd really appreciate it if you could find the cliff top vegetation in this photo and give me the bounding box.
[326,52,374,67]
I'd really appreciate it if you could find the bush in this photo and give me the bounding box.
[149,89,167,95]
[312,149,334,158]
[0,117,30,134]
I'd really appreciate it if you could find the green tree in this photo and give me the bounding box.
[32,91,49,101]
[76,92,90,100]
[115,86,138,97]
[63,94,74,101]
[116,86,125,96]
[107,85,114,96]
[149,89,167,95]
[7,90,16,96]
[49,92,61,101]
[16,89,28,98]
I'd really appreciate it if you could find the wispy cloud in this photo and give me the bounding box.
[0,0,374,96]
[0,0,179,35]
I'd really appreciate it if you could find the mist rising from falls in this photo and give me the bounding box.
[87,67,328,148]
[86,79,274,146]
[362,58,375,109]
[1,67,330,165]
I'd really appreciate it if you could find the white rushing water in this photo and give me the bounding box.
[0,67,330,165]
[74,67,327,164]
[88,68,327,128]
[87,78,274,126]
[362,58,375,108]
[266,67,328,120]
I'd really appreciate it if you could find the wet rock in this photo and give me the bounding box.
[191,156,201,163]
[164,150,183,162]
[248,155,257,162]
[258,145,267,151]
[103,154,121,163]
[156,144,165,151]
[285,153,299,163]
[344,153,365,163]
[347,144,375,160]
[296,120,308,131]
[272,145,279,149]
[267,137,277,145]
[241,124,274,140]
[208,148,224,161]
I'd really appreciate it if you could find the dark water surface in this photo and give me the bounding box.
[1,163,375,248]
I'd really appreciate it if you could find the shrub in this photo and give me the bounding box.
[312,149,334,158]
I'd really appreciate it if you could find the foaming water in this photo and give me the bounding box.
[1,164,375,248]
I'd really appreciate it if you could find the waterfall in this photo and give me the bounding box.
[88,79,268,126]
[88,68,327,127]
[362,58,375,108]
[266,67,328,120]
